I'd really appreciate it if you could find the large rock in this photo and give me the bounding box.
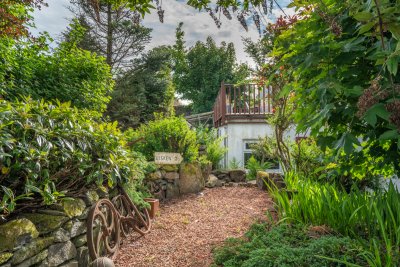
[256,171,269,190]
[0,218,39,252]
[205,174,219,188]
[11,237,54,264]
[22,213,69,235]
[53,228,70,243]
[83,190,99,207]
[147,170,163,181]
[16,249,48,267]
[64,220,86,238]
[160,165,179,172]
[47,241,77,267]
[229,169,246,182]
[72,234,87,248]
[179,163,204,194]
[201,162,212,180]
[60,260,79,267]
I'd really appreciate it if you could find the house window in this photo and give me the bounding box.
[243,140,258,166]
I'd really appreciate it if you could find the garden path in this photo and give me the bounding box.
[115,186,272,267]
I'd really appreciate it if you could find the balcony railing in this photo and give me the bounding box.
[213,83,273,127]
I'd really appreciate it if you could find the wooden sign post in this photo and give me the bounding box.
[154,152,183,165]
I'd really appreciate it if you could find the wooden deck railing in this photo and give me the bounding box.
[213,82,273,127]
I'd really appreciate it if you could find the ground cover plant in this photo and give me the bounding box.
[270,173,400,265]
[0,98,148,218]
[213,222,366,267]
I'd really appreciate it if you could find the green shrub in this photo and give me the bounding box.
[126,115,198,162]
[245,156,272,180]
[196,127,227,169]
[0,98,148,217]
[0,35,113,113]
[213,223,366,267]
[271,174,400,265]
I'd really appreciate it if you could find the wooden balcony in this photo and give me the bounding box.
[213,83,273,127]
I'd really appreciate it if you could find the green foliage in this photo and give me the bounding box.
[196,127,227,169]
[272,0,400,177]
[245,156,272,180]
[106,46,175,129]
[229,158,241,169]
[172,27,240,113]
[0,34,114,113]
[126,115,198,162]
[0,98,148,217]
[213,223,366,267]
[271,173,400,265]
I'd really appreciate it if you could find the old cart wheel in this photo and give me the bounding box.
[112,195,134,238]
[87,199,120,261]
[133,206,152,235]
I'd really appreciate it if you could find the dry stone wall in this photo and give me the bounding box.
[0,190,101,267]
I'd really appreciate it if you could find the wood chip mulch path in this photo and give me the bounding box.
[115,186,273,267]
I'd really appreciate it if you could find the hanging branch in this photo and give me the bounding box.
[222,7,232,20]
[237,11,248,31]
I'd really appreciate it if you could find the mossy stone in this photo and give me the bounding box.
[11,237,54,265]
[83,190,99,206]
[15,249,47,267]
[22,213,69,235]
[0,218,39,252]
[161,165,179,172]
[0,253,12,265]
[60,198,86,218]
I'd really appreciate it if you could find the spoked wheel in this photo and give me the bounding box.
[112,195,134,238]
[133,206,152,235]
[87,199,120,261]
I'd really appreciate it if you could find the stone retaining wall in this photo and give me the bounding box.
[0,190,101,267]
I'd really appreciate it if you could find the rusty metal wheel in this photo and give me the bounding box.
[133,206,151,235]
[112,195,134,238]
[87,199,120,261]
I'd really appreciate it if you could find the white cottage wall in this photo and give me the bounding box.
[218,123,298,168]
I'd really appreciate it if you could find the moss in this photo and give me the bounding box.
[0,252,13,264]
[11,237,54,265]
[21,213,69,235]
[160,164,179,172]
[180,163,199,175]
[60,198,86,218]
[0,218,39,252]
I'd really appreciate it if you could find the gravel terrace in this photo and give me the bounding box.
[115,186,272,267]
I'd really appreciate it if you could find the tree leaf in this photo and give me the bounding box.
[379,130,399,140]
[353,12,374,22]
[387,57,399,76]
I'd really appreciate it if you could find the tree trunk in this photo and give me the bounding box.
[106,3,113,67]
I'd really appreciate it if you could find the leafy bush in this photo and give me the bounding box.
[0,35,113,113]
[245,156,272,180]
[229,158,241,169]
[271,174,400,265]
[213,223,366,267]
[196,127,227,169]
[126,115,198,162]
[0,98,148,217]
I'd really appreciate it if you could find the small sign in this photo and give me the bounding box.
[154,152,183,165]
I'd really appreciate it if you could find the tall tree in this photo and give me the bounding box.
[106,46,175,129]
[67,0,151,71]
[172,25,239,113]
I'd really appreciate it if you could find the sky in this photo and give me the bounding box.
[32,0,292,65]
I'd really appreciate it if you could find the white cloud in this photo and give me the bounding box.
[32,0,291,65]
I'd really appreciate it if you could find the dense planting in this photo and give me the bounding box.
[0,98,147,217]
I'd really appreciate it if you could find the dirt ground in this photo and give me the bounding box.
[115,186,273,267]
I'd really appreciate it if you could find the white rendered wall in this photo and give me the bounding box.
[218,123,297,168]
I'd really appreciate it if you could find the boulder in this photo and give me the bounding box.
[22,213,68,235]
[229,169,246,182]
[205,174,219,188]
[53,228,70,243]
[11,237,54,265]
[270,173,286,189]
[256,171,269,190]
[16,249,47,267]
[72,234,87,248]
[60,260,79,267]
[0,218,39,252]
[179,163,204,194]
[201,162,212,180]
[64,220,86,238]
[164,172,179,180]
[47,241,77,267]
